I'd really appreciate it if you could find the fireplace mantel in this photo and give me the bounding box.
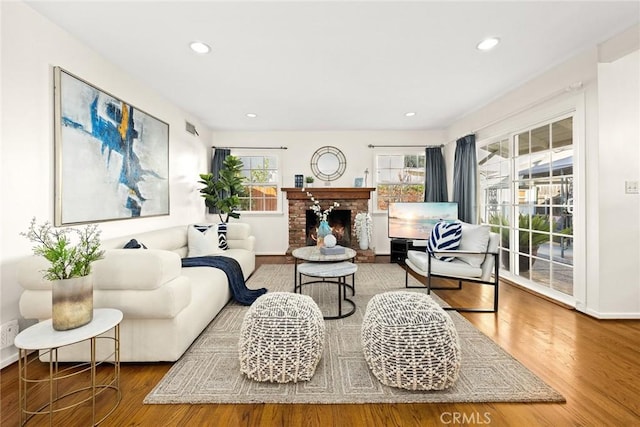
[282,187,375,200]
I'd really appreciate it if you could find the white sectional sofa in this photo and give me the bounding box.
[17,223,255,362]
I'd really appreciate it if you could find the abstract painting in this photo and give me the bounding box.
[54,67,169,225]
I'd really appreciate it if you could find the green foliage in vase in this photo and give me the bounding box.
[21,218,105,281]
[488,213,551,248]
[198,155,247,223]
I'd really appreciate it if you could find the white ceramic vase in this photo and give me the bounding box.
[359,233,369,250]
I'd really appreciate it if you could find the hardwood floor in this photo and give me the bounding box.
[2,256,639,426]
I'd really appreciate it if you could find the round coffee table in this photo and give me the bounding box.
[292,246,357,319]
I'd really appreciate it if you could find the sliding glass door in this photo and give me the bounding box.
[479,115,574,298]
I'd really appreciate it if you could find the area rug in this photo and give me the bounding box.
[144,263,565,404]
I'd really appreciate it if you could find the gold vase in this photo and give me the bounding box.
[52,275,93,331]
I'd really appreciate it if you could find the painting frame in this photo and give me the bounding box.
[354,177,364,187]
[54,67,170,225]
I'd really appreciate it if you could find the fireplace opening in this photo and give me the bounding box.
[306,210,351,246]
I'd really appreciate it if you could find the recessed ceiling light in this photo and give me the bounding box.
[189,41,211,54]
[246,113,257,118]
[477,37,500,51]
[405,112,416,117]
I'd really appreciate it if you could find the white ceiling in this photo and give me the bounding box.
[26,1,639,132]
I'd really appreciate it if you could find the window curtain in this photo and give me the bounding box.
[424,147,447,202]
[209,148,230,214]
[452,135,478,223]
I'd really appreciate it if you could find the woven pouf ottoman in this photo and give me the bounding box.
[361,291,461,390]
[239,292,326,383]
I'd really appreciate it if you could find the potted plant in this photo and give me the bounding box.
[198,155,246,223]
[305,176,315,187]
[489,213,551,271]
[21,218,104,330]
[354,212,372,250]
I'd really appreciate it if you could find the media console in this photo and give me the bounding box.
[390,238,428,264]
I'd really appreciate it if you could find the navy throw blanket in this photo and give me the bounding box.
[181,256,267,306]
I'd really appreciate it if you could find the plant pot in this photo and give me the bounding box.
[52,275,93,331]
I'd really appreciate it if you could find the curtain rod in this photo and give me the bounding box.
[212,146,288,150]
[367,144,443,148]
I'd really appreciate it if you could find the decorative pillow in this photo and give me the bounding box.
[187,224,224,257]
[217,222,228,250]
[427,221,462,262]
[457,222,490,267]
[123,239,147,249]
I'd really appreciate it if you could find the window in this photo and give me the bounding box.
[236,155,279,212]
[375,153,425,210]
[479,116,574,297]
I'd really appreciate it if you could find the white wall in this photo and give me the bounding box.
[595,50,640,316]
[0,2,211,366]
[209,130,445,254]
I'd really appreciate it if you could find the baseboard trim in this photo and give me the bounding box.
[1,349,18,369]
[579,308,640,319]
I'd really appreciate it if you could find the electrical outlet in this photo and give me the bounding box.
[625,180,639,194]
[0,320,19,349]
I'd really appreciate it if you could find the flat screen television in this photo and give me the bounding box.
[388,202,458,240]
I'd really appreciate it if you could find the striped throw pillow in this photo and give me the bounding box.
[427,221,462,262]
[217,222,228,250]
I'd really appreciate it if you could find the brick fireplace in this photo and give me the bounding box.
[283,187,376,262]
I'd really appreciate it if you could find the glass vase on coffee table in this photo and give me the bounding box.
[317,220,331,246]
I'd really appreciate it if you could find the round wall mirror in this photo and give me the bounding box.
[310,146,347,181]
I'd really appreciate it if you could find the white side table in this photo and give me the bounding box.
[14,308,123,426]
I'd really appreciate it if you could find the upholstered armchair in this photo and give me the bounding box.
[404,223,500,313]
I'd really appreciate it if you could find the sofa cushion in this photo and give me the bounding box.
[101,226,187,252]
[17,256,57,291]
[188,224,225,257]
[221,249,256,280]
[458,223,491,268]
[427,221,462,262]
[407,250,483,279]
[97,275,191,318]
[93,249,182,290]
